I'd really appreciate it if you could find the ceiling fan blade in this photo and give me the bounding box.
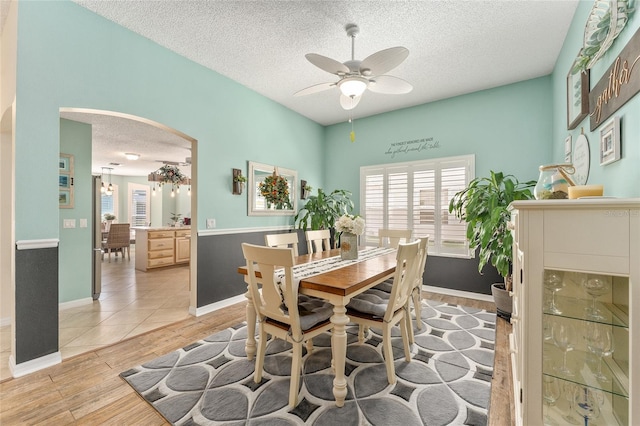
[294,82,336,97]
[340,94,361,110]
[367,75,413,94]
[305,53,350,75]
[359,47,409,76]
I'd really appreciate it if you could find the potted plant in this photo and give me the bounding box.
[103,213,116,231]
[448,171,535,319]
[170,212,182,227]
[295,189,354,231]
[233,174,246,195]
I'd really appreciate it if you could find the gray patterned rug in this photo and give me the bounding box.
[120,299,496,425]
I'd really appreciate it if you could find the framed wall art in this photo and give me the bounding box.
[566,62,589,130]
[599,116,621,166]
[59,153,74,208]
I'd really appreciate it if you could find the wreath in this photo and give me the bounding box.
[157,164,186,186]
[259,173,292,209]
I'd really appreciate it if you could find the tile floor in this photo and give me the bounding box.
[0,247,191,381]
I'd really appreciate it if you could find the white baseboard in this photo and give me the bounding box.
[9,351,62,378]
[59,297,93,311]
[424,285,494,303]
[0,316,11,327]
[190,295,246,317]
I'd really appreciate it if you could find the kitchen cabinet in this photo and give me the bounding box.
[134,227,191,271]
[510,199,639,426]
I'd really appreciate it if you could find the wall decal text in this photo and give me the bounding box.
[385,137,440,158]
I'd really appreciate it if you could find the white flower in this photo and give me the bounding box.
[335,214,365,236]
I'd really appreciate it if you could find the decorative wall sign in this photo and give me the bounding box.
[589,25,640,131]
[384,137,440,158]
[564,135,572,162]
[573,133,590,185]
[567,63,589,130]
[599,116,621,165]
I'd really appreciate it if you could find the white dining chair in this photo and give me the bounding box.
[346,240,421,384]
[305,229,332,254]
[264,232,299,257]
[377,228,412,249]
[241,243,334,408]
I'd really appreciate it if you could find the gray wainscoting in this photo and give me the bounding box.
[15,246,59,363]
[196,229,496,309]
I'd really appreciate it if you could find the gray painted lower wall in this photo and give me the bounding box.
[15,246,59,363]
[196,229,496,308]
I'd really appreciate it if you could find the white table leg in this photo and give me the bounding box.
[244,278,257,361]
[331,302,350,407]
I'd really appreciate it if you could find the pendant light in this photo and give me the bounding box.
[100,168,107,193]
[105,167,113,196]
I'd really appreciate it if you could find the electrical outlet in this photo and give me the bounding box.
[206,218,216,229]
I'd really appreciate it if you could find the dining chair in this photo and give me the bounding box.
[102,223,131,262]
[377,228,412,249]
[409,236,429,343]
[346,240,421,384]
[305,229,332,254]
[264,232,299,257]
[241,243,334,408]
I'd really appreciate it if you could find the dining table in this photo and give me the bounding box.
[237,247,398,407]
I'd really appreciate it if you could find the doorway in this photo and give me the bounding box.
[58,108,198,360]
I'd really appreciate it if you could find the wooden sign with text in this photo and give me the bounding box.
[589,26,640,131]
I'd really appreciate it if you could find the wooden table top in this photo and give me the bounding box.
[238,248,397,297]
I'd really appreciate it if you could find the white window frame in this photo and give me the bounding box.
[360,154,475,258]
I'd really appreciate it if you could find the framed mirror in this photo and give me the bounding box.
[248,161,298,216]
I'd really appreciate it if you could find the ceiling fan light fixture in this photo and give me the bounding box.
[338,76,368,98]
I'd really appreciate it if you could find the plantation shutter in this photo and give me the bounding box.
[360,155,474,257]
[131,189,148,227]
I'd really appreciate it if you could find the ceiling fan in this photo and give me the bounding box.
[294,23,413,110]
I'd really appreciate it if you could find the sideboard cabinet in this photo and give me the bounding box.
[510,199,639,425]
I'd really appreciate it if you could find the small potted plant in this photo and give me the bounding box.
[449,171,535,319]
[103,213,116,231]
[169,212,182,227]
[295,188,354,248]
[233,174,246,195]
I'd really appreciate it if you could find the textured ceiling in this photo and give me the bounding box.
[11,1,580,175]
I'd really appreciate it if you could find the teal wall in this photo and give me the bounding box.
[59,119,92,302]
[324,77,553,213]
[551,2,640,197]
[14,0,325,243]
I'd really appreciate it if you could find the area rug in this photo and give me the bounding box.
[120,299,496,425]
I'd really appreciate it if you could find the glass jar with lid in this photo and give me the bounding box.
[534,164,575,200]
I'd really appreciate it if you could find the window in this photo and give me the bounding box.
[128,183,150,227]
[101,184,119,221]
[360,154,474,257]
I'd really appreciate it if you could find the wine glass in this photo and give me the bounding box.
[543,376,561,425]
[585,323,615,382]
[561,382,580,424]
[552,321,575,376]
[544,270,565,314]
[573,386,601,426]
[582,274,611,320]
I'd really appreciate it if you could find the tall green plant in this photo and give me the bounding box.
[448,171,535,289]
[294,189,354,230]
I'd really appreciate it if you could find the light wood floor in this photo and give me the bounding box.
[0,291,514,425]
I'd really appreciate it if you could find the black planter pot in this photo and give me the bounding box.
[491,283,512,321]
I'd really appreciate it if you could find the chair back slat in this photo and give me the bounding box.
[378,229,412,249]
[264,233,299,257]
[305,229,331,253]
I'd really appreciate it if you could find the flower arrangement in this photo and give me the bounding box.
[335,214,365,235]
[157,165,187,186]
[259,172,292,209]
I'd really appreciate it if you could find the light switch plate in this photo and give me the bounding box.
[206,218,216,229]
[63,219,76,228]
[79,218,88,228]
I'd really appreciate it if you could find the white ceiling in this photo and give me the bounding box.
[10,1,580,176]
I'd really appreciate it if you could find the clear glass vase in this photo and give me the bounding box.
[534,164,575,200]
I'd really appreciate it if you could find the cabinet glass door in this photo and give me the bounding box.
[542,269,629,425]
